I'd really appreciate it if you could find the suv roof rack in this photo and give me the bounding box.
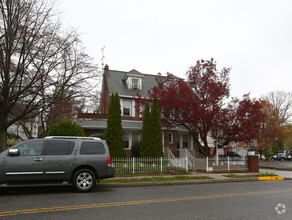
[45,136,101,140]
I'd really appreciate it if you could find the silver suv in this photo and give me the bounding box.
[0,136,115,192]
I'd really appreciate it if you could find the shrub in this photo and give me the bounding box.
[104,93,126,157]
[265,151,274,160]
[140,96,163,157]
[48,120,85,136]
[150,95,163,157]
[140,103,151,157]
[94,133,106,140]
[7,138,16,149]
[131,141,140,157]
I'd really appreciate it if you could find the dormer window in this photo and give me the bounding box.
[122,70,143,90]
[132,78,139,89]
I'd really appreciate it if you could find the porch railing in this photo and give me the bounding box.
[165,147,176,160]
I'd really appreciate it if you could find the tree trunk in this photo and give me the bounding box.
[211,146,217,157]
[0,127,7,152]
[193,135,209,157]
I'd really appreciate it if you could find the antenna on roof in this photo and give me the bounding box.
[101,46,105,70]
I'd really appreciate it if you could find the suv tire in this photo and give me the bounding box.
[72,169,96,193]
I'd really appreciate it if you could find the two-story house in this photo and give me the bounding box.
[77,65,196,157]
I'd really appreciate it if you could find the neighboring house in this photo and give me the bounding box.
[8,114,39,141]
[77,65,206,157]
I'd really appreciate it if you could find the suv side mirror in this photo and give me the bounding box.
[8,149,19,156]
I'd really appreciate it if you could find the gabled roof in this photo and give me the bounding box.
[107,69,158,97]
[122,69,144,81]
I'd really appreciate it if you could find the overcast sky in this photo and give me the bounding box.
[60,0,292,99]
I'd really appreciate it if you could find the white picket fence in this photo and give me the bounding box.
[112,157,188,174]
[206,157,249,172]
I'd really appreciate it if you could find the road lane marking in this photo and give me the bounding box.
[0,189,291,217]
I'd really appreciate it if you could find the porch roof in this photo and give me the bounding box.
[76,118,189,132]
[77,118,143,130]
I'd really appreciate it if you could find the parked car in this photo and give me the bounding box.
[0,136,115,192]
[219,152,242,160]
[257,154,266,160]
[284,153,292,160]
[271,153,286,161]
[270,154,278,160]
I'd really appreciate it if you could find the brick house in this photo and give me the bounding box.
[77,65,201,157]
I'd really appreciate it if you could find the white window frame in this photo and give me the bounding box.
[122,99,131,116]
[132,78,139,89]
[123,133,130,149]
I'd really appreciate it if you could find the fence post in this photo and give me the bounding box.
[161,157,163,172]
[133,157,135,174]
[227,156,230,171]
[206,157,209,172]
[186,157,188,172]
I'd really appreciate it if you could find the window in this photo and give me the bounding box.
[169,132,173,144]
[14,141,44,156]
[80,142,105,154]
[123,99,131,116]
[45,141,75,155]
[132,78,139,89]
[123,133,129,149]
[183,134,189,149]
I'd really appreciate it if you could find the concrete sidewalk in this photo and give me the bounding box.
[196,169,292,180]
[112,169,291,180]
[259,169,292,178]
[99,169,292,188]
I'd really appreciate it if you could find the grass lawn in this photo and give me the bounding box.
[223,173,278,178]
[100,176,213,184]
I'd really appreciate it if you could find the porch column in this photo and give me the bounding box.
[129,132,132,150]
[190,135,193,150]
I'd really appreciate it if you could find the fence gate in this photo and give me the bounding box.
[177,149,249,172]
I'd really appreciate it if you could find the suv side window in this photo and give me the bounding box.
[45,140,75,155]
[80,142,105,154]
[14,141,44,156]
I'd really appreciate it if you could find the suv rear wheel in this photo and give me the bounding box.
[72,169,96,192]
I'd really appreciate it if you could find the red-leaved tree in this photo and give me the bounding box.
[137,58,264,156]
[212,95,265,148]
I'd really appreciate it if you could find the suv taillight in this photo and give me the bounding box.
[107,156,111,165]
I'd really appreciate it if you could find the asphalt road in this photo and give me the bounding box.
[260,160,292,169]
[0,181,292,219]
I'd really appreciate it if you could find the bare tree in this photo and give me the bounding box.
[0,0,98,151]
[262,91,292,123]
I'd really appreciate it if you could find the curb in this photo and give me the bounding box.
[258,176,285,181]
[98,178,261,188]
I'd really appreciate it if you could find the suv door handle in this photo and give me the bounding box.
[34,157,43,161]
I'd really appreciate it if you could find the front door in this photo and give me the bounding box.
[4,140,45,182]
